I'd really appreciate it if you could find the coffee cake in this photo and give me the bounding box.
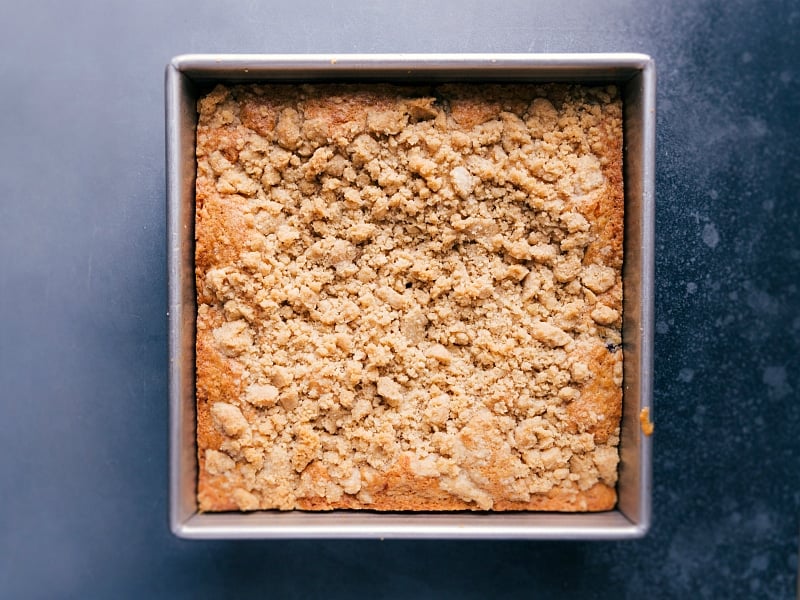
[194,82,623,511]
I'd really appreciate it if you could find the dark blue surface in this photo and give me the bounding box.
[0,0,798,597]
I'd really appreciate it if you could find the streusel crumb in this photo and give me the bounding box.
[195,83,623,512]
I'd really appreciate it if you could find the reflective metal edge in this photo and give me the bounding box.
[166,64,200,536]
[638,60,655,536]
[166,54,655,540]
[178,511,639,540]
[170,52,652,82]
[616,60,655,536]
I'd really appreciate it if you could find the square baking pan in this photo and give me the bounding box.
[166,53,655,539]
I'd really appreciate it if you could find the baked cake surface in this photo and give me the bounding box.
[195,83,623,512]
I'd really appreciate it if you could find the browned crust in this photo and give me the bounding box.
[566,340,623,444]
[200,452,616,513]
[195,83,624,513]
[295,456,616,512]
[583,112,624,270]
[195,193,249,302]
[196,306,243,512]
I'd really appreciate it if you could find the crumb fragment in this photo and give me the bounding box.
[582,264,616,294]
[212,320,252,357]
[210,402,249,437]
[425,344,453,365]
[205,450,235,475]
[232,488,260,511]
[529,322,572,348]
[376,376,404,406]
[639,407,654,436]
[245,383,279,408]
[450,166,475,199]
[591,304,620,325]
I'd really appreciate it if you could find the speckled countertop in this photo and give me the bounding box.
[0,0,797,597]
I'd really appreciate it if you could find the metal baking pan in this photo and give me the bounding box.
[166,53,655,539]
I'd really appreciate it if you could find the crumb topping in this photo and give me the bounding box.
[195,83,623,511]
